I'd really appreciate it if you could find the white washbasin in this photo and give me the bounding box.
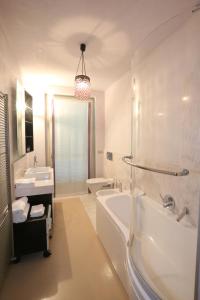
[27,167,51,173]
[24,167,51,180]
[96,188,120,197]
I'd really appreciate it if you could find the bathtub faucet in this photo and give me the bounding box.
[160,194,175,210]
[33,155,38,168]
[176,207,189,222]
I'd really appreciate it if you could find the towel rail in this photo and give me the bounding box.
[122,155,189,176]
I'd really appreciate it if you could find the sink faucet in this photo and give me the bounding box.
[160,194,175,210]
[33,155,38,168]
[118,180,123,192]
[114,179,123,192]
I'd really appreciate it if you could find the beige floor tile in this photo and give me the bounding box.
[0,198,129,300]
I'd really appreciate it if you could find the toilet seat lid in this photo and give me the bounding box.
[86,178,113,184]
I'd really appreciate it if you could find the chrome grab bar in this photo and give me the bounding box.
[122,155,189,177]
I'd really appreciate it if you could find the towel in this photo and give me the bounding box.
[30,204,45,218]
[13,203,30,223]
[12,197,28,214]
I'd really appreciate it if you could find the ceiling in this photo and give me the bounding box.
[0,0,197,92]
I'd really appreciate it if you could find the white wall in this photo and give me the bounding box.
[0,19,23,200]
[104,71,132,188]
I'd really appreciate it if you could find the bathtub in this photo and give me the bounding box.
[96,190,197,300]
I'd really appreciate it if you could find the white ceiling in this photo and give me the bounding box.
[0,0,196,92]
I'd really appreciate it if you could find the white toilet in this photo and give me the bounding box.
[86,178,114,194]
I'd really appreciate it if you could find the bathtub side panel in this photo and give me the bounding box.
[96,200,129,292]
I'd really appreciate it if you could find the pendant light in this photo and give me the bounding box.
[74,43,91,100]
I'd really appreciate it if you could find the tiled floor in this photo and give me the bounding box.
[0,197,128,300]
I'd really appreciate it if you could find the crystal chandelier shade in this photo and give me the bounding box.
[74,44,91,100]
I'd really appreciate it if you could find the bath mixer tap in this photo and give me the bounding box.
[33,155,38,167]
[176,207,189,222]
[115,179,123,192]
[160,194,175,210]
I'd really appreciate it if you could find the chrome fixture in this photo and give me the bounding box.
[122,155,189,177]
[160,194,175,210]
[102,183,112,188]
[33,155,38,167]
[115,179,123,192]
[114,178,118,188]
[177,207,189,222]
[118,181,123,193]
[74,43,91,100]
[192,2,200,13]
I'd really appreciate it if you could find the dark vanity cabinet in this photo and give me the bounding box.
[13,194,53,262]
[25,91,34,152]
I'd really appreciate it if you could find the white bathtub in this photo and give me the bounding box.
[96,190,197,300]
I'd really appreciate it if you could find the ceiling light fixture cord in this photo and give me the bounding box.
[83,53,86,75]
[81,52,84,75]
[75,54,82,76]
[76,46,87,76]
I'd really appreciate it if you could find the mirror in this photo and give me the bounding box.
[12,81,34,161]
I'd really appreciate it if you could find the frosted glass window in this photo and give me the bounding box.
[54,97,88,195]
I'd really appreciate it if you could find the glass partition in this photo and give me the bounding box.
[128,12,199,300]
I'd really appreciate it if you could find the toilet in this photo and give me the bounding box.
[86,178,114,194]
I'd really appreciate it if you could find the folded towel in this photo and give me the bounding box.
[13,203,30,223]
[30,204,45,218]
[12,197,28,214]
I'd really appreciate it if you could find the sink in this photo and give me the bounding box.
[96,188,120,197]
[27,167,51,173]
[24,167,51,180]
